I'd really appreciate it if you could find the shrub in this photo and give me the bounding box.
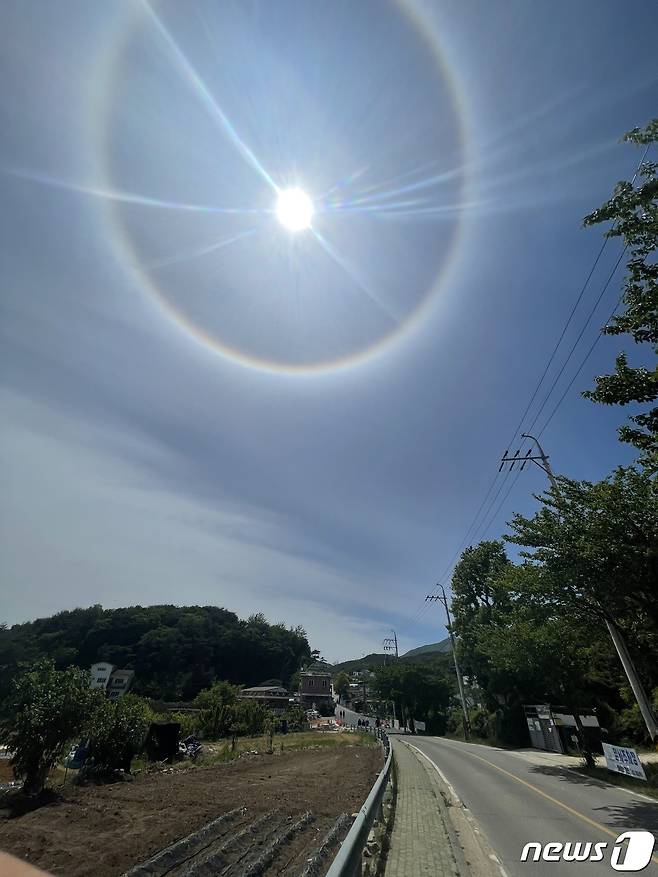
[170,711,201,738]
[317,701,336,717]
[234,699,267,736]
[192,681,239,711]
[283,706,306,731]
[193,681,267,738]
[0,660,95,795]
[84,693,153,774]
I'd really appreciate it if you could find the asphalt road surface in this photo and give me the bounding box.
[406,736,658,876]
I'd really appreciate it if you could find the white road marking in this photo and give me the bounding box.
[404,741,510,877]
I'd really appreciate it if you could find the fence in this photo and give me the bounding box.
[325,730,392,877]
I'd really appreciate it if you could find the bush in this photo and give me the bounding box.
[317,701,336,717]
[84,694,153,775]
[193,682,268,738]
[0,660,95,795]
[283,706,306,731]
[193,681,239,711]
[234,699,267,735]
[470,708,495,739]
[170,711,200,739]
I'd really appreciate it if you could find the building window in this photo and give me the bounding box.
[308,679,314,687]
[322,680,327,687]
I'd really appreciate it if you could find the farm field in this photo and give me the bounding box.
[0,733,383,877]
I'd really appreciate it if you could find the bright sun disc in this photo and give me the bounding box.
[276,188,314,232]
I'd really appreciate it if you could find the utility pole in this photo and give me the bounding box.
[426,587,471,740]
[383,630,399,726]
[500,432,658,742]
[383,629,398,660]
[500,433,559,492]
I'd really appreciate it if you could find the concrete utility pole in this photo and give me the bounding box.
[500,433,559,492]
[605,617,658,741]
[500,432,658,742]
[426,588,471,740]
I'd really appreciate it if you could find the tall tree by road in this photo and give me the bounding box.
[583,119,658,471]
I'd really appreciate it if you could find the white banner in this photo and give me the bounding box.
[602,742,647,781]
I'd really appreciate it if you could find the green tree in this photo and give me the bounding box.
[583,119,658,470]
[192,679,239,711]
[373,661,452,732]
[507,468,658,659]
[506,468,658,743]
[193,680,240,738]
[450,541,512,691]
[0,604,311,702]
[333,671,349,702]
[0,660,94,794]
[84,693,153,775]
[449,555,633,748]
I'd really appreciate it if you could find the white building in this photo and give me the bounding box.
[90,662,115,691]
[107,669,135,700]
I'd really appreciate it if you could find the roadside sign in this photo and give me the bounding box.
[602,742,647,781]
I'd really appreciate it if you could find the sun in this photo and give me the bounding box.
[276,188,314,232]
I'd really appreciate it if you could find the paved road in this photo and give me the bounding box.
[406,736,658,876]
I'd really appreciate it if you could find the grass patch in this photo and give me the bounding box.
[575,761,658,799]
[200,729,377,765]
[47,729,379,778]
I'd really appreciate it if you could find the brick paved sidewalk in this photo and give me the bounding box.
[384,738,462,876]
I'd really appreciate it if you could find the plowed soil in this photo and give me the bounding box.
[0,744,382,877]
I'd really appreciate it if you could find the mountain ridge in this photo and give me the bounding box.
[332,637,452,674]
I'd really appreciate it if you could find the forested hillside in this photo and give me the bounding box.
[0,605,311,701]
[401,638,452,658]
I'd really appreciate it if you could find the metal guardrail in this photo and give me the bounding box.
[325,730,392,877]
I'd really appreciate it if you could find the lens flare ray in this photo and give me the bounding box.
[324,198,431,215]
[95,0,469,373]
[142,0,277,192]
[325,166,464,215]
[147,228,258,271]
[345,158,442,201]
[318,166,372,201]
[311,230,401,325]
[5,168,259,215]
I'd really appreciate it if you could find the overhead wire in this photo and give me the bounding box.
[537,277,628,438]
[414,144,651,625]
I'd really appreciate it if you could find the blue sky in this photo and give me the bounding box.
[1,1,656,661]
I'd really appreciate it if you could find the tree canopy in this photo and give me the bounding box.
[582,118,658,470]
[0,605,311,702]
[448,468,658,745]
[372,658,453,733]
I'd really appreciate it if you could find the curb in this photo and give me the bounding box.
[403,741,508,877]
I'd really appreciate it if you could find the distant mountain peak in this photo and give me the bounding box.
[330,638,452,674]
[401,638,452,658]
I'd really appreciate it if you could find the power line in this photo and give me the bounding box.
[503,143,649,453]
[480,467,523,539]
[409,470,505,622]
[537,284,627,438]
[413,144,650,625]
[522,245,627,437]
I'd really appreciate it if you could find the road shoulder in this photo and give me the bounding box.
[384,737,498,877]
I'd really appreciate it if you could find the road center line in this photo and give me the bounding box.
[406,738,658,867]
